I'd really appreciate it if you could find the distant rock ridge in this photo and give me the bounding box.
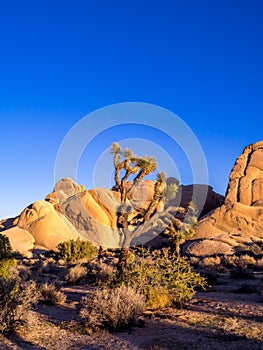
[187,140,263,257]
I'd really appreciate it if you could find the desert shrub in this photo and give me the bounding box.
[236,241,263,257]
[17,265,31,281]
[40,283,66,305]
[0,258,17,279]
[80,285,145,331]
[0,279,39,334]
[65,264,87,285]
[237,254,257,268]
[222,254,256,269]
[92,262,116,284]
[0,234,12,259]
[57,238,98,263]
[200,256,221,267]
[230,267,254,279]
[256,257,263,269]
[108,248,207,309]
[189,256,201,267]
[221,255,239,268]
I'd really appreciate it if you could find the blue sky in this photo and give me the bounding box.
[0,0,262,219]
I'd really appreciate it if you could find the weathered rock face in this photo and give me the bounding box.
[166,181,224,217]
[16,200,82,250]
[3,227,35,258]
[226,141,263,206]
[46,177,86,204]
[189,141,263,257]
[0,175,226,255]
[0,178,164,253]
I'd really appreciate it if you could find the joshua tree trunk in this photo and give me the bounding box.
[117,232,132,271]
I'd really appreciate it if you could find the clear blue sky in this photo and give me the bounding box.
[0,0,262,219]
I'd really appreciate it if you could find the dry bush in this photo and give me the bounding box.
[0,279,39,334]
[189,256,201,267]
[237,254,257,268]
[65,264,87,285]
[17,265,31,281]
[37,259,50,275]
[256,257,263,269]
[200,256,221,267]
[40,283,66,305]
[80,285,145,331]
[94,262,116,284]
[222,254,256,269]
[222,255,239,268]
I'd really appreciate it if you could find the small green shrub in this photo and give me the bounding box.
[108,248,207,309]
[80,285,145,331]
[0,234,12,259]
[40,283,66,305]
[57,238,98,263]
[65,264,87,285]
[0,258,17,279]
[0,279,39,334]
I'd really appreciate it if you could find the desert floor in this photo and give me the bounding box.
[1,270,263,350]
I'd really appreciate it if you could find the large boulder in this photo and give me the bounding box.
[16,200,82,250]
[3,226,35,258]
[59,188,121,248]
[188,141,263,257]
[166,180,224,217]
[45,177,86,207]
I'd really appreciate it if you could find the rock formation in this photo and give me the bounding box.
[0,175,224,256]
[166,179,224,217]
[187,140,263,257]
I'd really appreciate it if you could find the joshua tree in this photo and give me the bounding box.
[165,200,198,256]
[110,142,177,270]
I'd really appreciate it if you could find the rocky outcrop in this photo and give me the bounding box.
[166,180,224,217]
[16,200,82,250]
[3,227,35,258]
[188,141,263,257]
[0,175,225,255]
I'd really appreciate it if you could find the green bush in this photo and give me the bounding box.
[0,234,12,259]
[0,258,17,279]
[57,238,98,263]
[109,248,207,309]
[80,285,145,331]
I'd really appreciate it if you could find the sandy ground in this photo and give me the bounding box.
[1,273,263,350]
